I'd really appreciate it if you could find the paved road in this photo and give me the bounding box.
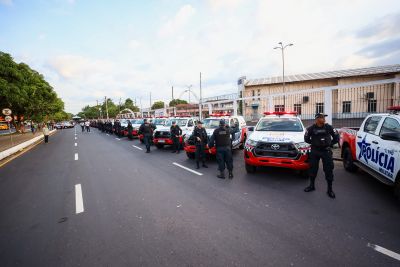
[0,126,399,266]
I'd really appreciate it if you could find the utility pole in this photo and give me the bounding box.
[149,92,152,111]
[118,97,122,114]
[105,96,109,120]
[172,86,174,100]
[96,100,99,119]
[274,42,293,109]
[199,72,203,120]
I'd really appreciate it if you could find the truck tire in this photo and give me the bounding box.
[156,144,164,149]
[186,152,195,159]
[245,163,256,173]
[343,146,358,172]
[394,174,400,202]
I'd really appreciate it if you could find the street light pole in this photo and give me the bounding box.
[199,72,202,120]
[186,85,193,103]
[274,42,293,110]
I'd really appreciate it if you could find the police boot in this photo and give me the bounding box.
[228,171,233,179]
[304,178,315,192]
[196,162,200,169]
[202,162,208,168]
[217,171,225,179]
[327,181,336,199]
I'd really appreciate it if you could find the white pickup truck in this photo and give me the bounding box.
[340,106,400,200]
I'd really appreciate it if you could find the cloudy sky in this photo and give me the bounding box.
[1,0,399,114]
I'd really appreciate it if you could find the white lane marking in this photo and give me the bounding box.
[75,137,77,140]
[172,162,203,176]
[132,145,143,150]
[115,138,121,141]
[368,243,400,261]
[74,153,78,160]
[75,184,84,214]
[74,143,77,147]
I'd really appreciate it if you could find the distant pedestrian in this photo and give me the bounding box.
[42,123,50,143]
[31,122,35,134]
[85,120,90,132]
[80,121,85,132]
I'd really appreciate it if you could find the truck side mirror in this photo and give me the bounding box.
[381,132,400,142]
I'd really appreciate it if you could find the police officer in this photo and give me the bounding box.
[208,119,233,179]
[192,121,208,169]
[170,121,182,154]
[138,119,154,153]
[127,120,133,140]
[304,113,339,199]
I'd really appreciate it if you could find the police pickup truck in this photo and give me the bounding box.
[340,106,400,199]
[244,111,310,173]
[153,117,197,149]
[184,114,247,159]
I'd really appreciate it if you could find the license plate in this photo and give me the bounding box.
[158,139,165,143]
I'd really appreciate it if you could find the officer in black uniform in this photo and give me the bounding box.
[304,113,339,198]
[170,121,182,153]
[127,120,133,140]
[138,119,154,153]
[192,121,208,169]
[208,119,233,179]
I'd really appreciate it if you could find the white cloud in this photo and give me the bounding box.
[159,4,196,37]
[0,0,13,6]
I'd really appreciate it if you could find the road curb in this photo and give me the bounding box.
[0,129,57,161]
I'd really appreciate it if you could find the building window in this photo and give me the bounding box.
[315,103,324,114]
[252,90,255,97]
[294,104,302,115]
[257,89,261,100]
[275,105,284,112]
[367,99,377,113]
[342,101,351,113]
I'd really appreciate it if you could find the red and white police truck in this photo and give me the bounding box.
[340,106,400,199]
[244,111,310,173]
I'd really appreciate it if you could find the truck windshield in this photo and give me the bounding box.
[203,119,228,129]
[165,119,188,127]
[256,118,303,132]
[153,118,167,125]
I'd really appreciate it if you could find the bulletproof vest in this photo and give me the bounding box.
[215,127,231,147]
[194,127,207,144]
[142,124,153,135]
[170,126,180,136]
[311,124,332,148]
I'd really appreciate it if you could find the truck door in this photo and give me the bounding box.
[357,116,383,172]
[377,117,400,181]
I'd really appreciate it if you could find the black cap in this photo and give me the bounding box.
[143,118,147,122]
[219,119,226,126]
[315,113,328,119]
[197,121,203,124]
[172,121,176,124]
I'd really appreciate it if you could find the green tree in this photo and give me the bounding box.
[169,99,188,107]
[151,101,165,110]
[0,51,65,129]
[124,98,139,112]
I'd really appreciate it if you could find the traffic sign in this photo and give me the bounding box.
[2,108,12,116]
[5,116,12,122]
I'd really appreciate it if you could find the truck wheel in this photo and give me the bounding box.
[343,146,358,172]
[394,175,400,202]
[156,144,164,149]
[245,163,256,173]
[186,152,195,159]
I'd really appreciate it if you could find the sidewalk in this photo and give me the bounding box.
[0,131,43,152]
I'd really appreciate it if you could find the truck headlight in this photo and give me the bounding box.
[294,142,311,150]
[245,139,258,147]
